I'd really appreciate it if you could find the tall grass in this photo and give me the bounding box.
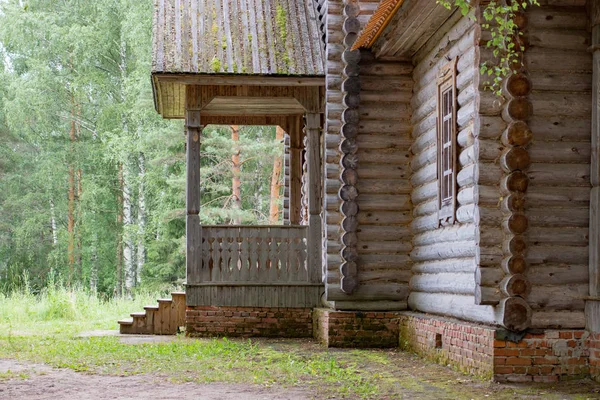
[0,274,166,335]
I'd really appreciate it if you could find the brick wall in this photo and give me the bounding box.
[398,313,495,378]
[590,332,600,382]
[186,306,313,338]
[313,308,400,348]
[398,312,594,382]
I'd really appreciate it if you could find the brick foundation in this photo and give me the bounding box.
[313,308,400,348]
[590,332,600,382]
[398,312,596,382]
[186,306,313,338]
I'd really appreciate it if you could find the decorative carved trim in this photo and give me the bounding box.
[339,0,361,294]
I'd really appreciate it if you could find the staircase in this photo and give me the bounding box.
[118,292,186,335]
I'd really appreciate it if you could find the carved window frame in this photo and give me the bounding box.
[437,58,458,226]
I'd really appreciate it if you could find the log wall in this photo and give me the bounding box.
[407,14,495,323]
[523,2,592,328]
[324,0,411,308]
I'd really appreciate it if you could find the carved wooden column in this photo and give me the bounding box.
[185,86,203,290]
[587,2,600,332]
[305,113,323,283]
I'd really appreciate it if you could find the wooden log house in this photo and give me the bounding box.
[122,0,600,382]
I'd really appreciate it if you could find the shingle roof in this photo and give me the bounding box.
[152,0,326,76]
[352,0,404,50]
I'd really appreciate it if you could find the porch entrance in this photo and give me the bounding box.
[184,84,325,309]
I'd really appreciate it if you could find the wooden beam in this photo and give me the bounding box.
[153,73,325,87]
[588,1,600,332]
[185,86,202,287]
[306,113,323,283]
[289,116,303,225]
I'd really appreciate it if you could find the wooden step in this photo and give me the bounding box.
[118,318,136,334]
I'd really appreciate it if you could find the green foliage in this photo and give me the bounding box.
[0,0,284,295]
[437,0,540,95]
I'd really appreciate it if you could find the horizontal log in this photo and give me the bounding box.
[358,119,412,135]
[527,244,589,265]
[357,164,409,180]
[327,283,409,301]
[359,61,413,77]
[411,240,477,261]
[358,148,410,165]
[478,116,507,140]
[410,273,475,295]
[528,264,589,286]
[529,92,592,118]
[475,266,505,286]
[332,300,409,311]
[357,194,411,211]
[413,199,437,218]
[528,7,588,30]
[411,163,437,188]
[527,116,591,142]
[356,179,411,195]
[527,226,589,246]
[356,134,411,150]
[357,241,412,254]
[526,47,592,73]
[530,310,586,329]
[358,253,411,268]
[527,186,590,207]
[528,27,590,52]
[413,224,476,247]
[357,211,411,225]
[412,181,438,206]
[408,292,497,325]
[359,103,411,120]
[357,225,411,242]
[412,257,477,274]
[411,213,439,234]
[527,208,589,227]
[528,163,590,187]
[529,141,591,164]
[527,284,588,310]
[530,72,592,92]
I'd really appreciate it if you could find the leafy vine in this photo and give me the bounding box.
[438,0,540,95]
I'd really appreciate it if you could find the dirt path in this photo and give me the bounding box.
[0,360,311,400]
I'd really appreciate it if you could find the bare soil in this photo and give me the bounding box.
[0,360,310,400]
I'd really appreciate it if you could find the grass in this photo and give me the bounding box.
[1,286,600,399]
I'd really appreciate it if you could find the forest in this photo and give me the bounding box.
[0,0,284,296]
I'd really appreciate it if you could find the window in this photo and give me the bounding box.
[437,58,457,225]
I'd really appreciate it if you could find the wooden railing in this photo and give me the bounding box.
[199,225,318,284]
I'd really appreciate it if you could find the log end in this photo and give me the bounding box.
[500,296,532,332]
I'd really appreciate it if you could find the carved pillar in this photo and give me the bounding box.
[185,86,203,290]
[587,2,600,332]
[306,113,323,283]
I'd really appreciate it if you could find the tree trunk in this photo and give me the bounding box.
[67,108,76,284]
[116,163,124,297]
[90,231,98,294]
[136,152,146,285]
[123,161,135,296]
[76,167,83,282]
[50,199,58,246]
[231,125,242,224]
[269,126,285,224]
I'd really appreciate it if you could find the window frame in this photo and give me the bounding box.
[436,58,458,226]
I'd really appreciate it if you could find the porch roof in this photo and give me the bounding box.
[152,0,326,76]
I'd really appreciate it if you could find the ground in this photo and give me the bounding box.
[1,332,600,399]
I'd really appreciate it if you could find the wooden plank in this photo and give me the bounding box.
[590,1,600,331]
[306,113,323,284]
